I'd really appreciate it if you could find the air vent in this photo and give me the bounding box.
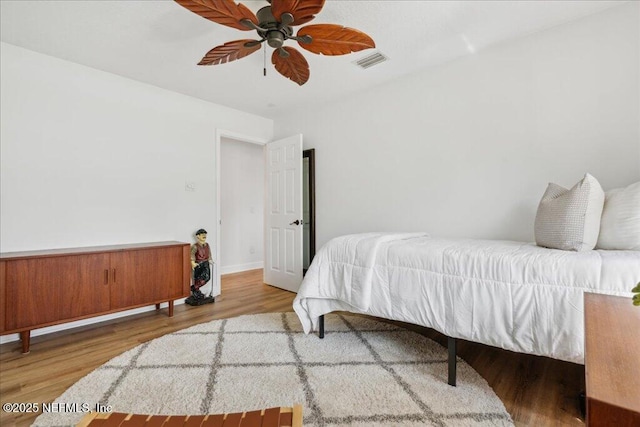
[354,51,388,69]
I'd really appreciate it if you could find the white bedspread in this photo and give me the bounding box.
[293,234,640,364]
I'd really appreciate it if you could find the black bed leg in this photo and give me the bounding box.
[448,337,457,386]
[319,315,325,339]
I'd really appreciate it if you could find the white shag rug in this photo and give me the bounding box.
[34,313,513,426]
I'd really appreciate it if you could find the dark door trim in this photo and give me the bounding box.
[303,149,316,268]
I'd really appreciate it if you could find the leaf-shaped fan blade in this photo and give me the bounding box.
[297,24,375,55]
[272,47,310,86]
[198,39,261,65]
[271,0,325,26]
[174,0,258,31]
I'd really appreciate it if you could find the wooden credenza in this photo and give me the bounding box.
[0,241,191,353]
[584,292,640,426]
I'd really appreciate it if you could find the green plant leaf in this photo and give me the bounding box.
[632,282,640,293]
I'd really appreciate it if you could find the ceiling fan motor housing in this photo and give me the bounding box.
[256,6,292,48]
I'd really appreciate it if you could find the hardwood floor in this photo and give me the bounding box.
[0,269,585,426]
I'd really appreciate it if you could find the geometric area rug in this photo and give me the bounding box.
[33,312,513,426]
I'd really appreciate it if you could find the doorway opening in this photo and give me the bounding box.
[215,130,268,297]
[220,137,265,275]
[215,131,315,295]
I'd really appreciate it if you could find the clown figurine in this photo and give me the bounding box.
[186,228,215,305]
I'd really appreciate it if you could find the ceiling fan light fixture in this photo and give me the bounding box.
[267,31,285,48]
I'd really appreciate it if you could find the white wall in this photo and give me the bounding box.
[274,2,640,248]
[0,42,273,342]
[0,43,273,252]
[220,137,264,274]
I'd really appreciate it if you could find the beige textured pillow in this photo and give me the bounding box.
[534,174,605,251]
[596,182,640,250]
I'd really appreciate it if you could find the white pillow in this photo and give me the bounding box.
[534,173,605,251]
[596,182,640,250]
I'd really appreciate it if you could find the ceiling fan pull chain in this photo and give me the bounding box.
[263,42,267,77]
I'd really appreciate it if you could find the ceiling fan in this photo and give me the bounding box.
[175,0,376,85]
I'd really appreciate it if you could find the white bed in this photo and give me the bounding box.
[293,232,639,366]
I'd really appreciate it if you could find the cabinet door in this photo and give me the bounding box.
[109,247,184,309]
[59,253,113,320]
[5,254,111,331]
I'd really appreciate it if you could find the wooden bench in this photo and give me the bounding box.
[77,405,303,427]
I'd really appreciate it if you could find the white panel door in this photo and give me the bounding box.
[264,134,303,292]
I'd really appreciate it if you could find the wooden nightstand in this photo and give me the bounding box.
[584,293,640,426]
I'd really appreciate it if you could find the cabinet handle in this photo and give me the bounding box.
[112,268,116,283]
[104,269,109,285]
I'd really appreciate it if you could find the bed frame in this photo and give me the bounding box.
[317,314,458,386]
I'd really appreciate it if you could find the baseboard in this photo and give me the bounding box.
[220,261,264,275]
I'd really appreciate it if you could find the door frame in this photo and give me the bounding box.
[215,129,268,295]
[303,148,316,273]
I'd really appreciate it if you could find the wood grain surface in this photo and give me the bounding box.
[1,269,585,426]
[584,293,640,426]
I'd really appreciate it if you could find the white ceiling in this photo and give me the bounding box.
[0,1,626,119]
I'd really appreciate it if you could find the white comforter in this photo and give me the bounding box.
[293,233,640,364]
